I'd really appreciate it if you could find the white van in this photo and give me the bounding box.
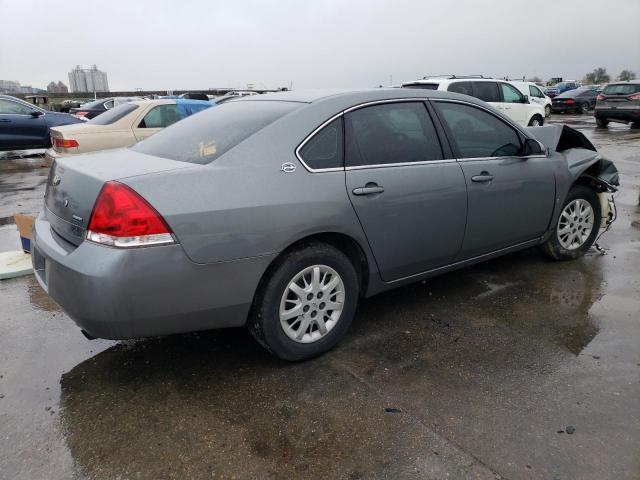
[402,76,546,126]
[510,81,552,117]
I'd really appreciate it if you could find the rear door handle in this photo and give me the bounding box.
[471,173,494,183]
[352,184,385,196]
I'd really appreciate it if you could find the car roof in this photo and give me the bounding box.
[607,80,640,85]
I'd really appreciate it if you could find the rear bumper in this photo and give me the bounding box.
[594,108,640,122]
[551,103,580,112]
[31,212,275,340]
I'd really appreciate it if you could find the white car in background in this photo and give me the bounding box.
[402,76,546,126]
[511,81,552,117]
[45,98,212,164]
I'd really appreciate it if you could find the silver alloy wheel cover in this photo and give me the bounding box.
[531,117,541,126]
[557,198,595,250]
[279,265,345,344]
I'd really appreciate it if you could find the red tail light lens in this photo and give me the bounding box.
[53,138,79,149]
[629,93,640,101]
[597,94,605,101]
[86,181,175,248]
[565,99,575,104]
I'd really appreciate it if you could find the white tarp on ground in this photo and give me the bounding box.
[0,251,33,279]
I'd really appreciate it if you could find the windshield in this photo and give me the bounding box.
[79,99,108,109]
[132,100,300,164]
[88,103,139,125]
[603,84,640,95]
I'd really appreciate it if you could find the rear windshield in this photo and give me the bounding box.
[603,84,640,95]
[132,100,299,164]
[88,103,139,125]
[79,99,108,109]
[402,83,439,90]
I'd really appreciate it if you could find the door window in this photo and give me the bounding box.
[500,83,525,103]
[433,101,522,158]
[345,102,442,167]
[298,117,343,170]
[473,82,501,102]
[138,104,182,129]
[0,99,34,115]
[529,85,544,98]
[447,82,473,97]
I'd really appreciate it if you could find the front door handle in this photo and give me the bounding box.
[471,173,494,183]
[352,183,385,196]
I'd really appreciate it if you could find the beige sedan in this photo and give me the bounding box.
[45,98,212,164]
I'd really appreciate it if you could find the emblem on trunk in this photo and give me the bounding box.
[64,199,69,207]
[52,175,61,186]
[280,162,296,173]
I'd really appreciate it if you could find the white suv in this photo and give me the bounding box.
[402,76,546,126]
[510,81,552,117]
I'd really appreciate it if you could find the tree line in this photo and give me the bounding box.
[528,68,636,85]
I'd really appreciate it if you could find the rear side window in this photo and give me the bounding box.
[433,101,522,158]
[403,83,439,90]
[603,84,640,95]
[500,83,525,103]
[133,100,299,164]
[473,82,500,102]
[88,103,139,125]
[138,104,181,128]
[298,117,343,170]
[448,82,473,96]
[345,102,442,167]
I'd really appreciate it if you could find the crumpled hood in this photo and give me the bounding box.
[526,124,597,152]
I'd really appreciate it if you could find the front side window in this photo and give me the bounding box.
[500,83,525,103]
[433,101,522,158]
[0,99,34,115]
[138,104,181,129]
[299,117,343,170]
[447,82,473,97]
[473,82,500,102]
[529,86,544,98]
[345,102,442,167]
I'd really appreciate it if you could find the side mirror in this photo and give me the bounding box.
[30,110,43,118]
[523,138,544,156]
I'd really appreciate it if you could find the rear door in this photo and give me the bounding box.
[133,104,182,142]
[344,101,467,281]
[528,85,547,107]
[432,100,555,259]
[0,98,47,149]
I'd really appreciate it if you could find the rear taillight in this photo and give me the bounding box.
[53,137,79,149]
[86,181,175,248]
[629,93,640,101]
[597,94,605,101]
[73,112,88,121]
[565,99,575,104]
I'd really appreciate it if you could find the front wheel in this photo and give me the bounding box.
[528,114,544,127]
[540,185,601,261]
[248,242,359,361]
[545,105,551,117]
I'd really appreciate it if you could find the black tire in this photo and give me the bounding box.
[248,242,359,361]
[528,114,544,127]
[544,105,551,117]
[596,117,609,128]
[580,102,590,114]
[631,122,640,130]
[540,185,602,261]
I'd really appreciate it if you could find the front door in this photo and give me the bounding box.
[432,100,555,259]
[344,101,467,281]
[0,99,47,149]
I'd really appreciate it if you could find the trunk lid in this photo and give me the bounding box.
[44,148,195,245]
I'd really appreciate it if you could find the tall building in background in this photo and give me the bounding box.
[46,81,69,93]
[68,65,109,93]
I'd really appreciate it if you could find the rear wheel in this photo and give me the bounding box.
[596,117,609,128]
[248,242,359,361]
[580,102,590,114]
[528,114,544,127]
[541,185,601,261]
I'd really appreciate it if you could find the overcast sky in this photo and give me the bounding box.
[1,0,639,91]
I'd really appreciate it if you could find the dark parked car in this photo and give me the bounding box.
[0,95,83,151]
[32,90,618,361]
[551,86,599,114]
[546,81,579,98]
[595,81,640,128]
[69,97,141,120]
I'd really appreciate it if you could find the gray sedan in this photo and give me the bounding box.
[32,89,618,361]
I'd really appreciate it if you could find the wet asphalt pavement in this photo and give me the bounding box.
[1,115,639,480]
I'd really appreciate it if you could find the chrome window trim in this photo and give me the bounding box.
[294,111,345,173]
[345,159,456,171]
